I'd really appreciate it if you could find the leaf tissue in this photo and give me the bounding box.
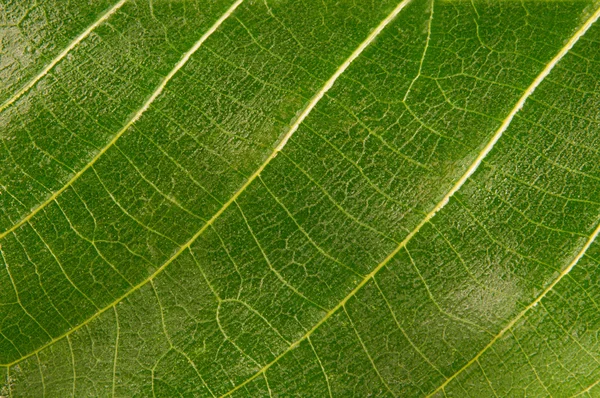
[1,0,600,396]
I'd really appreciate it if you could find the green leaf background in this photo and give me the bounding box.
[1,0,600,396]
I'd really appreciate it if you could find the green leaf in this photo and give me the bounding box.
[2,0,600,396]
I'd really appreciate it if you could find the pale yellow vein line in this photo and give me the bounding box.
[572,377,600,397]
[218,5,600,396]
[0,0,128,114]
[403,0,433,102]
[307,336,333,398]
[425,6,600,396]
[67,335,76,398]
[273,0,413,151]
[36,353,46,397]
[1,0,410,368]
[344,306,397,397]
[427,221,600,397]
[6,367,12,398]
[0,0,245,240]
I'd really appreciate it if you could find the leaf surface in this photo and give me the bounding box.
[2,0,600,396]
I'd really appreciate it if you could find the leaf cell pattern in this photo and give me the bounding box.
[2,0,600,396]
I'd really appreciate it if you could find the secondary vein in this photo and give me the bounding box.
[424,4,600,395]
[0,0,245,239]
[1,0,413,367]
[218,4,600,396]
[0,0,128,114]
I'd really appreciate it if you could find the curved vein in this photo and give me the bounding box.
[427,220,600,397]
[1,0,412,367]
[0,0,245,239]
[424,5,600,395]
[218,5,600,396]
[0,0,128,114]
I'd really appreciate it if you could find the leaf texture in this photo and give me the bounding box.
[2,0,600,396]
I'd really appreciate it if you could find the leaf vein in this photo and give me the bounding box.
[0,0,245,239]
[1,0,407,367]
[219,4,600,395]
[0,0,128,114]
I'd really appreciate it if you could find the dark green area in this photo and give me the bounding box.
[1,0,600,396]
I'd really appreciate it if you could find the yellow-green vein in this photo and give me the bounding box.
[218,5,600,396]
[0,0,413,367]
[0,0,245,239]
